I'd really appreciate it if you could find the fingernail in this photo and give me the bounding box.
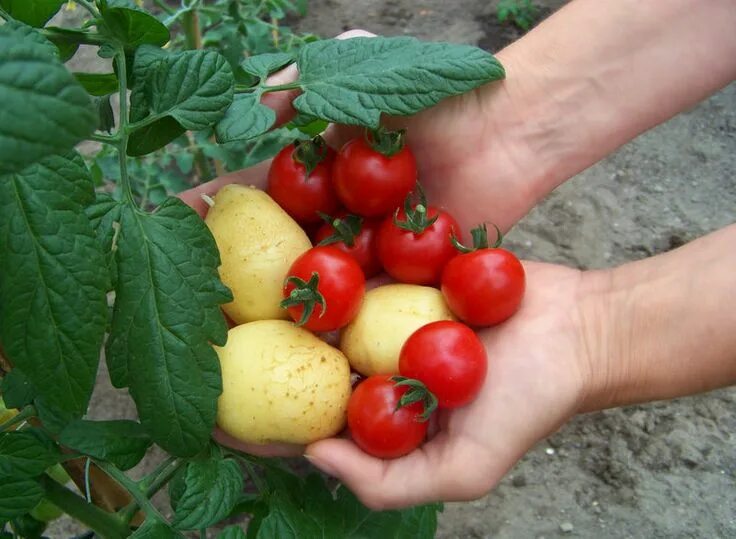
[304,452,337,477]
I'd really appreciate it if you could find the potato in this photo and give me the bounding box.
[205,184,311,324]
[340,284,456,376]
[216,320,351,445]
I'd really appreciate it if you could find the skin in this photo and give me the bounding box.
[182,0,736,509]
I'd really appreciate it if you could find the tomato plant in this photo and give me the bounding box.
[315,212,383,278]
[0,0,505,535]
[442,224,526,326]
[281,246,366,331]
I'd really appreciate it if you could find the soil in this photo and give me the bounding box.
[47,0,735,537]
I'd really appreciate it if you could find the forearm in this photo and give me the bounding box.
[490,0,736,204]
[579,224,736,411]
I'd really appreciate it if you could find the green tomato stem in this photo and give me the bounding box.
[75,0,100,18]
[39,475,129,539]
[115,47,137,209]
[0,405,35,432]
[118,457,184,525]
[0,6,12,20]
[261,82,302,93]
[89,133,120,145]
[96,461,163,521]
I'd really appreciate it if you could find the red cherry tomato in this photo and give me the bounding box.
[332,131,417,217]
[441,238,526,327]
[267,138,339,224]
[314,212,382,278]
[347,375,429,459]
[377,203,460,285]
[282,246,365,332]
[399,321,487,408]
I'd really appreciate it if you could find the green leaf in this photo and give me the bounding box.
[0,475,44,520]
[106,198,231,456]
[241,52,293,79]
[43,27,83,62]
[59,420,152,471]
[167,467,187,511]
[10,513,47,538]
[215,93,276,143]
[33,397,75,434]
[85,194,122,291]
[0,153,109,416]
[218,526,246,539]
[95,94,116,133]
[0,0,65,27]
[292,36,505,127]
[127,116,187,157]
[148,50,235,130]
[100,0,170,47]
[0,429,60,478]
[130,520,184,539]
[74,72,119,96]
[0,19,58,58]
[0,369,35,409]
[256,491,322,539]
[0,24,96,175]
[173,457,243,529]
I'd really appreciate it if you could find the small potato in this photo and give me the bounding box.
[216,320,351,445]
[340,284,455,376]
[205,184,311,324]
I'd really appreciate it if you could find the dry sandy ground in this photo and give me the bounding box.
[47,0,735,537]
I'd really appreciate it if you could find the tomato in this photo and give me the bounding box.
[332,129,417,217]
[399,321,487,408]
[282,246,365,332]
[441,225,526,326]
[314,212,382,278]
[347,375,429,459]
[267,136,339,224]
[376,188,460,285]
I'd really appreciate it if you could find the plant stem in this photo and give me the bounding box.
[40,475,129,539]
[0,405,35,431]
[115,47,137,208]
[41,28,107,45]
[181,8,203,50]
[127,112,166,133]
[76,0,100,18]
[118,457,185,524]
[96,461,163,520]
[261,82,302,93]
[90,133,120,145]
[153,0,176,15]
[0,6,11,20]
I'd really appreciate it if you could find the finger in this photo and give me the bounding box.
[213,428,304,458]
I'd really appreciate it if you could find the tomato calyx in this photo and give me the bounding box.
[280,272,326,326]
[392,183,439,234]
[293,135,330,177]
[451,222,503,253]
[391,376,438,422]
[365,126,406,157]
[316,212,363,248]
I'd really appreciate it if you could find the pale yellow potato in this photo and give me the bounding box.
[340,284,456,376]
[205,184,311,324]
[216,320,351,445]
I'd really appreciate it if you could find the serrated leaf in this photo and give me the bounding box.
[241,52,293,79]
[0,25,96,175]
[100,0,170,47]
[218,526,246,539]
[59,420,151,471]
[74,72,119,96]
[106,198,231,456]
[215,93,275,143]
[256,491,322,539]
[148,50,234,130]
[0,0,65,27]
[173,457,243,529]
[0,429,60,478]
[33,397,75,434]
[0,369,35,409]
[0,153,109,416]
[0,475,44,520]
[292,36,505,127]
[86,193,122,293]
[130,520,183,539]
[127,116,186,157]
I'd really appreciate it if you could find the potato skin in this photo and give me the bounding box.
[205,184,311,324]
[216,320,351,445]
[340,284,456,376]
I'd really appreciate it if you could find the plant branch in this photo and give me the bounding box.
[96,461,163,520]
[90,133,120,145]
[76,0,100,18]
[127,112,167,134]
[41,28,107,45]
[115,47,137,208]
[0,6,12,20]
[118,457,185,524]
[0,405,35,431]
[261,82,302,93]
[40,475,128,539]
[153,0,176,15]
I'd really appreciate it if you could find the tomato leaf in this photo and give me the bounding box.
[85,194,123,290]
[95,95,116,134]
[0,0,66,28]
[0,22,96,175]
[99,0,170,48]
[215,93,276,143]
[127,116,187,157]
[241,52,293,79]
[0,429,60,478]
[59,420,152,471]
[0,475,44,520]
[74,72,119,96]
[292,36,505,127]
[0,369,36,409]
[0,153,108,417]
[173,456,244,529]
[106,198,231,456]
[130,520,184,539]
[217,526,247,539]
[255,491,322,539]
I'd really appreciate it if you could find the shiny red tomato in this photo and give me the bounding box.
[377,201,460,285]
[267,137,339,224]
[441,238,526,327]
[282,246,365,331]
[314,212,382,278]
[399,321,487,408]
[347,375,429,459]
[332,130,417,217]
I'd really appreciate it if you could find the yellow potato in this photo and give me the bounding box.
[205,184,311,324]
[340,284,455,376]
[216,320,351,445]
